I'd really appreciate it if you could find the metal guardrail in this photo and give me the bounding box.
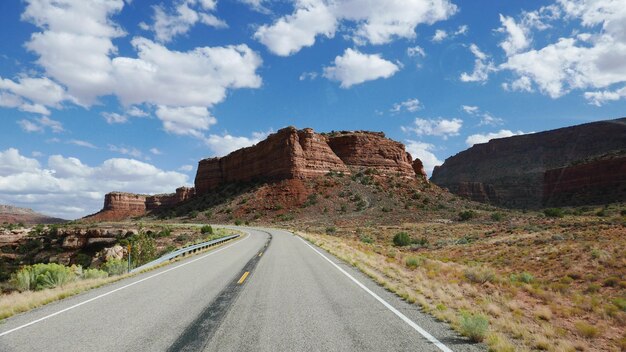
[131,234,240,273]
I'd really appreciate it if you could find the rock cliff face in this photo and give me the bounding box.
[543,156,626,206]
[195,127,425,195]
[430,118,626,208]
[327,131,416,177]
[85,187,195,221]
[0,205,65,224]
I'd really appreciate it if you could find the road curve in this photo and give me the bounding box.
[0,227,484,352]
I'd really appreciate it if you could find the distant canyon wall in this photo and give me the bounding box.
[430,118,626,208]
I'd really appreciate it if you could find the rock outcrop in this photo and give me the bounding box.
[195,127,425,195]
[327,131,416,177]
[543,155,626,206]
[431,118,626,208]
[85,187,195,221]
[0,205,65,224]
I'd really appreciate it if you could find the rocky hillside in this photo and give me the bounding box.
[87,127,431,221]
[430,118,626,208]
[0,205,65,225]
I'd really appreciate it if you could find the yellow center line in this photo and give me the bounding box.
[237,271,250,284]
[258,252,263,257]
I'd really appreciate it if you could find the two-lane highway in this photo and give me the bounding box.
[0,227,483,351]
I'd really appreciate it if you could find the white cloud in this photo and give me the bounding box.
[406,46,426,57]
[499,1,626,100]
[0,76,69,115]
[102,112,127,124]
[455,24,468,35]
[178,164,194,172]
[403,117,462,138]
[431,29,447,42]
[126,106,148,117]
[109,145,143,158]
[254,0,336,56]
[254,0,457,56]
[461,105,479,114]
[0,148,189,219]
[498,15,530,56]
[584,86,626,106]
[17,116,64,133]
[323,48,399,88]
[460,44,496,83]
[404,140,442,176]
[146,0,227,44]
[240,0,269,13]
[16,0,263,135]
[68,139,97,149]
[155,105,217,137]
[465,129,526,146]
[149,148,163,155]
[32,151,44,158]
[391,98,422,113]
[299,72,319,81]
[204,131,270,156]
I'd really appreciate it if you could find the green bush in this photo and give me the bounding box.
[130,232,157,267]
[11,263,77,291]
[200,225,214,235]
[459,312,489,342]
[510,271,535,284]
[102,258,127,276]
[490,212,504,221]
[393,232,411,246]
[458,210,476,221]
[234,219,243,226]
[405,256,423,269]
[325,227,337,235]
[82,268,109,280]
[543,208,564,218]
[359,234,373,244]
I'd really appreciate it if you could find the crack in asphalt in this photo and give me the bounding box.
[166,231,272,352]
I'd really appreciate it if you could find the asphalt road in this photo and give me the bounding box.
[0,227,484,352]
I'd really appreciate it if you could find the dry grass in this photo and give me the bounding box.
[298,214,626,352]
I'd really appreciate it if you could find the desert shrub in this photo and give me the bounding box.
[82,268,108,280]
[405,256,424,269]
[490,212,504,221]
[458,210,476,221]
[11,263,77,291]
[574,321,599,338]
[412,237,429,247]
[204,210,213,219]
[130,232,157,267]
[156,227,172,238]
[325,227,337,235]
[464,266,496,284]
[234,219,243,226]
[189,211,199,218]
[102,259,127,276]
[303,193,318,207]
[74,253,92,268]
[621,209,626,216]
[510,272,535,284]
[459,312,489,342]
[200,225,214,235]
[612,298,626,311]
[393,232,411,246]
[543,208,564,218]
[359,234,373,244]
[596,209,606,217]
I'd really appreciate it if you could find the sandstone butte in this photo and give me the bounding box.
[430,117,626,208]
[86,127,428,221]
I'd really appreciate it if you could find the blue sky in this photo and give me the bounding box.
[1,0,625,219]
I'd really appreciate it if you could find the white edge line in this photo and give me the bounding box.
[0,232,250,337]
[299,237,454,352]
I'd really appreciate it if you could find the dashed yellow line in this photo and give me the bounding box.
[258,252,263,257]
[237,271,250,284]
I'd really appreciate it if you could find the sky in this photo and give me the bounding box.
[1,0,625,219]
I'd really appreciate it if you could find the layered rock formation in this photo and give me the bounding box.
[0,205,65,224]
[85,187,195,221]
[543,155,626,206]
[195,127,424,195]
[327,131,416,177]
[431,118,626,208]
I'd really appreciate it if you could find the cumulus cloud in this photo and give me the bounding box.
[460,44,496,83]
[17,116,64,133]
[402,117,462,138]
[0,148,189,219]
[431,29,447,42]
[499,1,626,101]
[0,76,70,115]
[178,164,194,172]
[144,0,227,44]
[155,105,217,137]
[404,140,442,176]
[102,112,127,124]
[406,46,426,57]
[15,0,263,135]
[465,129,526,146]
[391,98,422,113]
[323,48,399,88]
[149,148,163,155]
[460,105,503,126]
[204,131,270,156]
[254,0,457,56]
[108,144,144,159]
